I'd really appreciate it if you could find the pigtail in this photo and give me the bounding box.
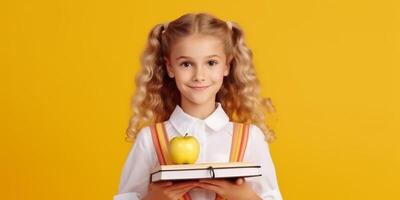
[125,23,168,142]
[222,21,278,143]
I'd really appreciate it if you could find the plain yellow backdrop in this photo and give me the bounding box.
[1,0,399,199]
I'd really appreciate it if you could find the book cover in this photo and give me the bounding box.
[150,162,261,182]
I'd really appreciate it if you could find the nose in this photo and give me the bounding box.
[193,66,206,82]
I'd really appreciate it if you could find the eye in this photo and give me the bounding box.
[208,60,218,66]
[180,61,192,68]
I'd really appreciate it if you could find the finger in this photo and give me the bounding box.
[197,183,223,196]
[173,180,199,185]
[235,178,244,185]
[171,181,199,189]
[169,185,196,199]
[149,181,172,191]
[154,181,173,186]
[199,179,229,187]
[165,183,197,193]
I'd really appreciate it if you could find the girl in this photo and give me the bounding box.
[114,13,283,200]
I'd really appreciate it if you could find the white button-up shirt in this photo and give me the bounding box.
[113,102,283,200]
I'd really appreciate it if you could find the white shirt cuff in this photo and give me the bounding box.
[113,192,141,200]
[259,189,283,200]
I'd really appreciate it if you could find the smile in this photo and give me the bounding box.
[188,85,210,91]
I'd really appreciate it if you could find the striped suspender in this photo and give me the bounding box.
[230,122,250,162]
[215,122,250,200]
[150,122,191,200]
[149,123,173,165]
[150,122,250,200]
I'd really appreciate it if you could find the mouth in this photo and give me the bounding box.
[188,85,210,91]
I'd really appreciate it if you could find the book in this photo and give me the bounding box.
[150,162,262,182]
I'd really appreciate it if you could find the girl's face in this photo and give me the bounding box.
[164,34,230,107]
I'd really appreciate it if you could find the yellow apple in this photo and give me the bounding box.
[169,133,200,164]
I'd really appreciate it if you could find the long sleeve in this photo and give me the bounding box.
[113,127,154,200]
[244,124,283,200]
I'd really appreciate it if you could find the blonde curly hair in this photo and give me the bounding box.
[125,13,278,143]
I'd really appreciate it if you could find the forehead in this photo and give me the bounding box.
[169,34,225,59]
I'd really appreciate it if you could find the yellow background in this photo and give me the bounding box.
[1,0,399,199]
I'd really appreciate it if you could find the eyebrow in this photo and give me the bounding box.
[175,55,220,60]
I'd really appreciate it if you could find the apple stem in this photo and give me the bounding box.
[184,133,188,137]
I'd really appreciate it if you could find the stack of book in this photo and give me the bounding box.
[150,162,261,182]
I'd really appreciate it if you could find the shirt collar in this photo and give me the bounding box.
[168,102,230,135]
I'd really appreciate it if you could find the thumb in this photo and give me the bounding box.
[157,181,173,186]
[235,178,244,185]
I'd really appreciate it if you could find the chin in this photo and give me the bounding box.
[183,95,212,105]
[188,99,210,105]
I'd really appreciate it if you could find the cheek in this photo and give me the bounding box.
[174,78,186,90]
[174,72,191,83]
[211,69,226,82]
[173,73,192,92]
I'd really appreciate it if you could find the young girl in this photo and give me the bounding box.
[113,13,283,200]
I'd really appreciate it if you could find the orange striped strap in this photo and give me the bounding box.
[215,122,250,200]
[229,122,250,162]
[150,122,172,165]
[150,122,191,200]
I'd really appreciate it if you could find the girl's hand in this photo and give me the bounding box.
[197,178,261,200]
[143,180,199,200]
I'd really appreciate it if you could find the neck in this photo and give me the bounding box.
[180,100,217,120]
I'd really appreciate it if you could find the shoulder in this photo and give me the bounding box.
[245,124,271,159]
[229,122,266,141]
[248,124,266,140]
[135,121,171,142]
[131,125,158,165]
[133,125,153,147]
[126,127,153,160]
